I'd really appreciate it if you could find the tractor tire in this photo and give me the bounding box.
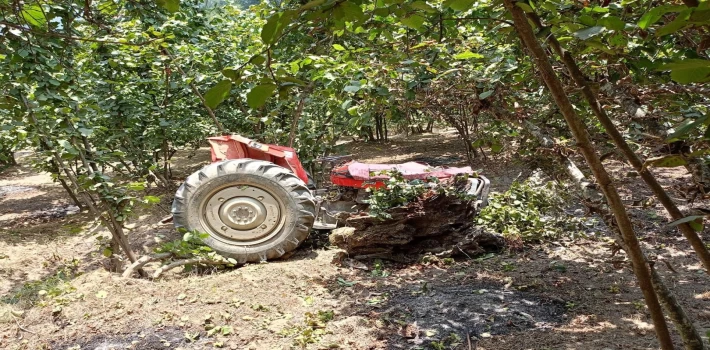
[172,159,315,263]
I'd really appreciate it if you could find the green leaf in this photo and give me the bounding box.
[21,5,47,28]
[443,0,475,11]
[156,0,180,13]
[667,115,709,140]
[278,76,307,86]
[333,1,365,23]
[126,182,146,191]
[222,68,241,82]
[642,155,688,170]
[102,247,113,257]
[690,9,710,22]
[261,11,294,45]
[400,14,426,30]
[573,26,605,40]
[410,1,436,13]
[479,90,494,99]
[490,142,503,153]
[454,51,483,60]
[656,9,691,37]
[203,80,232,109]
[249,55,266,65]
[639,5,686,29]
[78,128,94,137]
[144,195,160,204]
[658,59,710,84]
[299,0,326,11]
[587,6,609,13]
[515,2,534,13]
[246,84,277,109]
[343,84,361,93]
[578,15,596,27]
[261,14,280,45]
[667,215,705,232]
[332,44,346,51]
[584,40,616,54]
[600,16,626,31]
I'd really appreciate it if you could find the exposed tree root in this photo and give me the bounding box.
[122,253,237,279]
[122,253,172,278]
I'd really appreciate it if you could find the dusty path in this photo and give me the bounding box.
[1,131,708,349]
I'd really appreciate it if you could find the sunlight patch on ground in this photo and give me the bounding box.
[559,314,617,333]
[622,317,654,331]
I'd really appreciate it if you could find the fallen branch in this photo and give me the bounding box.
[10,313,35,340]
[152,258,229,279]
[122,253,172,278]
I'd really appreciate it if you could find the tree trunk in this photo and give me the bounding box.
[525,11,710,275]
[503,2,674,349]
[329,184,503,260]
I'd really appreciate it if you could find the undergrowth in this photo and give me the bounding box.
[477,180,584,242]
[365,170,474,220]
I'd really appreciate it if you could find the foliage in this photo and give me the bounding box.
[364,171,432,219]
[155,230,240,270]
[2,0,709,270]
[2,262,80,307]
[477,180,582,242]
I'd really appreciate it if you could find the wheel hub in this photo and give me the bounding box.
[220,197,266,230]
[201,185,283,242]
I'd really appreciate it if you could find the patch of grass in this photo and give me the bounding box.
[2,267,78,307]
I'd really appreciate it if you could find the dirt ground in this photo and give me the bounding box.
[0,131,709,350]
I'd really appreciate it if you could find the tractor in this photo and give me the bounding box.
[172,135,490,263]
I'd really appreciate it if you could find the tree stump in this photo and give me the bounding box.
[328,189,504,261]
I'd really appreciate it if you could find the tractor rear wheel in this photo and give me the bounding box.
[172,159,315,263]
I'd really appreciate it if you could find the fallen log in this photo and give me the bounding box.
[329,189,504,261]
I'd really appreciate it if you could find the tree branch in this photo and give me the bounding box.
[0,21,158,46]
[441,17,514,26]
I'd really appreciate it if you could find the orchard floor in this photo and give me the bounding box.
[0,131,708,350]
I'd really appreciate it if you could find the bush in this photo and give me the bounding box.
[477,180,581,242]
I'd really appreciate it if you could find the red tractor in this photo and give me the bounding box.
[172,135,490,263]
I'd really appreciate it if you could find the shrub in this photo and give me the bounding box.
[477,180,581,242]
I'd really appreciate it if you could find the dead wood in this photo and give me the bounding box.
[329,192,504,261]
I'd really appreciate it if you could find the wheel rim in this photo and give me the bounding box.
[200,184,285,244]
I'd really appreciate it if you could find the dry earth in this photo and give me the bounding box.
[0,131,709,350]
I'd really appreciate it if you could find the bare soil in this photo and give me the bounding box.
[0,131,708,350]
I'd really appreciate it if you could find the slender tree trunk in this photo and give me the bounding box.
[526,11,707,349]
[289,95,306,148]
[526,12,710,275]
[503,2,675,349]
[167,51,225,134]
[22,95,143,275]
[649,265,705,350]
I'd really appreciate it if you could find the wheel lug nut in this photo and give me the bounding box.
[257,196,264,201]
[218,197,225,202]
[260,224,267,229]
[221,226,228,231]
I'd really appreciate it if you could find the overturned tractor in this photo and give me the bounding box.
[172,135,490,263]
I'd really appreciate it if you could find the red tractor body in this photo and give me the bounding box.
[207,135,310,184]
[208,134,485,190]
[173,134,490,263]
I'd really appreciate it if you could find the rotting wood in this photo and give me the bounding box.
[329,185,504,260]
